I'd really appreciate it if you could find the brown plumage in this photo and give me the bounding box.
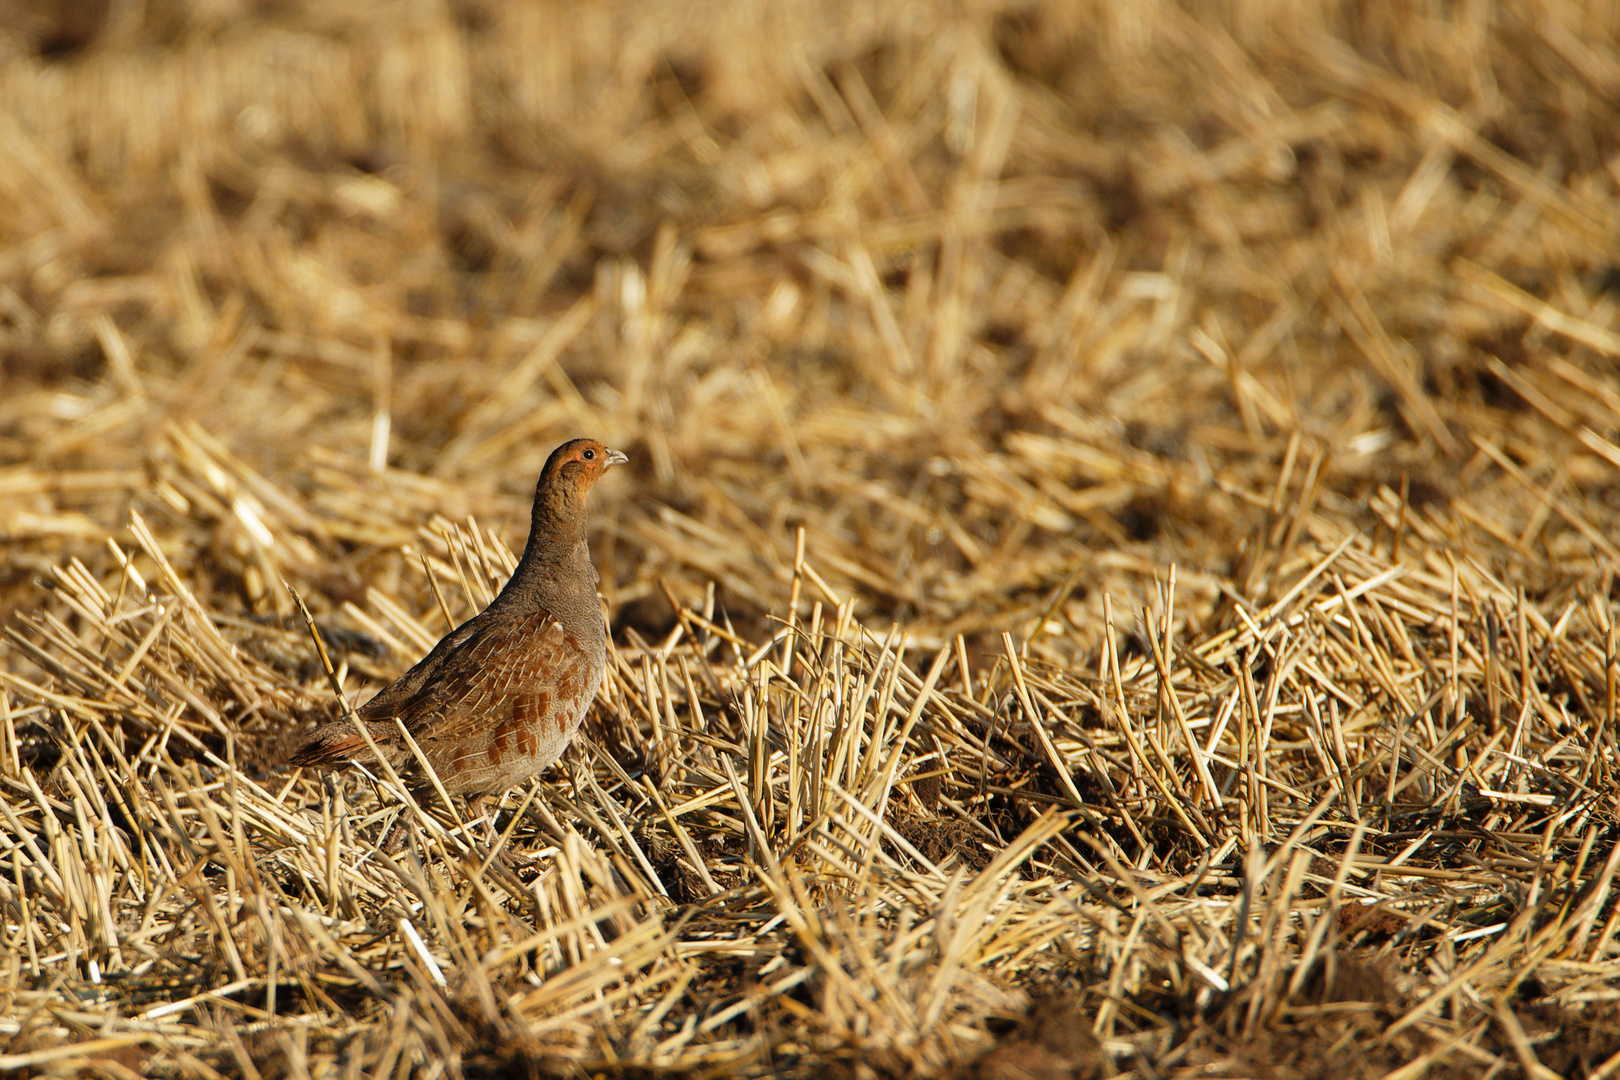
[291,437,626,821]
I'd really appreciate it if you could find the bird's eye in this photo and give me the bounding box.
[582,448,596,460]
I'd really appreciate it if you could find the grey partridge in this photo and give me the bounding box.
[291,438,626,838]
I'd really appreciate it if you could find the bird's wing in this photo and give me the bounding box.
[357,607,595,749]
[355,615,485,722]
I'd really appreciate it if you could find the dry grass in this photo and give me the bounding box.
[4,1,1620,1076]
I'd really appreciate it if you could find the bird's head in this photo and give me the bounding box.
[541,438,628,502]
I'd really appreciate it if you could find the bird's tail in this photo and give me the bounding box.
[289,720,408,769]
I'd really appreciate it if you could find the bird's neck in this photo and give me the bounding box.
[506,498,597,607]
[523,500,585,560]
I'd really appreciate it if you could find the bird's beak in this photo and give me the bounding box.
[605,448,629,469]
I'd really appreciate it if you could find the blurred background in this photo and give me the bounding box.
[1,0,1616,660]
[6,5,1620,1074]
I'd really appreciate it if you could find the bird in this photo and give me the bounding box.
[291,437,627,849]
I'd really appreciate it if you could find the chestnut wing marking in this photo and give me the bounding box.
[479,646,590,762]
[391,611,585,750]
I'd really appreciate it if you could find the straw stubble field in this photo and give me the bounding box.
[3,1,1620,1076]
